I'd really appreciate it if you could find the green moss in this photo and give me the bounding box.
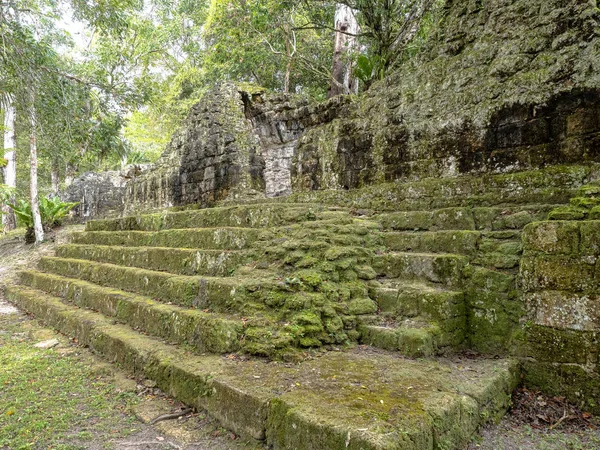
[522,360,600,414]
[548,205,588,221]
[579,221,600,255]
[570,196,600,209]
[519,324,597,364]
[522,220,580,254]
[295,269,323,289]
[590,205,600,219]
[295,255,319,268]
[348,298,378,315]
[359,324,438,357]
[577,184,600,198]
[519,255,596,293]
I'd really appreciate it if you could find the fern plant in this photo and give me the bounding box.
[354,54,386,90]
[40,197,79,228]
[7,197,78,243]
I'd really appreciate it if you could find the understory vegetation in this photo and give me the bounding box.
[0,315,139,449]
[0,0,442,241]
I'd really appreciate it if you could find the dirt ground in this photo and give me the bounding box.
[1,226,599,449]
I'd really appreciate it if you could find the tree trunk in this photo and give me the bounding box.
[29,100,44,244]
[284,58,292,94]
[51,159,60,195]
[329,3,359,98]
[2,100,17,231]
[65,162,76,187]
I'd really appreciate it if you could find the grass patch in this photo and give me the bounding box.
[0,317,139,450]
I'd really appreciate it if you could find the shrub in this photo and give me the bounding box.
[8,197,78,243]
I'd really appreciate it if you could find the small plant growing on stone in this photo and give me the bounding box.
[303,209,317,221]
[284,277,301,288]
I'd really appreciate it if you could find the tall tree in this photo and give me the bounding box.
[340,0,435,72]
[204,0,334,97]
[28,94,43,243]
[329,3,359,97]
[2,96,17,230]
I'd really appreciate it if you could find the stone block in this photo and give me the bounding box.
[522,324,597,365]
[519,255,596,293]
[432,208,476,230]
[579,221,600,255]
[525,290,600,331]
[522,221,580,254]
[567,108,599,136]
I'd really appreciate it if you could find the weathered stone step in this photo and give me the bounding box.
[56,244,253,277]
[372,252,467,287]
[382,230,523,269]
[38,256,271,312]
[383,230,481,256]
[18,270,243,354]
[71,227,263,250]
[358,318,441,357]
[369,280,465,323]
[86,203,349,232]
[377,204,558,232]
[5,283,520,450]
[284,164,594,211]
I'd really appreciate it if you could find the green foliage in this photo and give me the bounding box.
[0,185,15,209]
[328,0,440,77]
[0,316,139,449]
[123,110,169,162]
[40,196,80,227]
[354,54,385,88]
[7,199,34,229]
[203,0,334,97]
[8,197,78,230]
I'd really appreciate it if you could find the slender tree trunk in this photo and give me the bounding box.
[283,35,292,94]
[2,100,17,231]
[51,159,60,194]
[29,100,44,243]
[284,58,292,94]
[329,3,359,98]
[65,162,76,187]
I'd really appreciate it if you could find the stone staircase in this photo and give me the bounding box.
[5,165,599,449]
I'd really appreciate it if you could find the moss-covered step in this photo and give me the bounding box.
[472,234,522,269]
[377,205,558,232]
[5,284,520,450]
[269,219,382,248]
[37,256,275,312]
[70,228,263,250]
[382,230,481,256]
[357,318,441,357]
[372,252,467,287]
[86,203,349,232]
[56,244,253,277]
[369,280,466,325]
[285,164,595,211]
[18,270,243,354]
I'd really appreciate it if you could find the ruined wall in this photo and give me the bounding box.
[123,85,349,212]
[124,84,260,213]
[62,170,134,220]
[123,0,600,211]
[292,0,600,189]
[519,185,600,411]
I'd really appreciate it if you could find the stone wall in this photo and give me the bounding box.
[61,170,136,221]
[123,85,348,212]
[122,0,600,212]
[519,185,600,412]
[292,0,600,190]
[124,84,259,213]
